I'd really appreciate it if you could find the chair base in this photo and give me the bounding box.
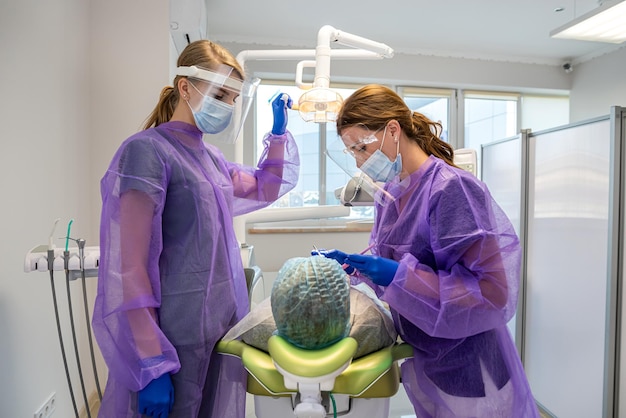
[254,394,390,418]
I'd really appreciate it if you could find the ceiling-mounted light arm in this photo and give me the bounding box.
[235,26,393,91]
[234,26,394,125]
[230,28,394,242]
[313,25,394,90]
[236,49,384,66]
[321,25,394,58]
[236,48,385,96]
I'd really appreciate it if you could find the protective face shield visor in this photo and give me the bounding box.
[326,125,399,206]
[177,64,261,143]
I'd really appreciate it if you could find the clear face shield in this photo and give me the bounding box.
[177,64,260,143]
[325,124,399,206]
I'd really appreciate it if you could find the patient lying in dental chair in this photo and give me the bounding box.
[222,256,397,359]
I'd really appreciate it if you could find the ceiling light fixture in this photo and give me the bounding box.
[550,0,626,43]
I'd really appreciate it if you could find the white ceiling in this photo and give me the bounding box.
[205,0,625,66]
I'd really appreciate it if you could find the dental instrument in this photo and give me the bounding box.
[358,243,376,255]
[343,243,375,270]
[63,220,92,418]
[47,219,80,418]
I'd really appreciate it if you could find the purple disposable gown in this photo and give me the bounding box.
[93,121,299,417]
[360,155,539,418]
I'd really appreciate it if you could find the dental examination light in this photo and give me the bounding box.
[297,25,394,123]
[236,25,394,124]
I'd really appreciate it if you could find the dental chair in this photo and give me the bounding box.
[216,335,413,418]
[219,264,413,417]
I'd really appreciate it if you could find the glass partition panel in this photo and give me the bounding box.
[482,135,523,344]
[525,119,610,417]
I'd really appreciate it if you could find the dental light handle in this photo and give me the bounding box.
[295,60,316,90]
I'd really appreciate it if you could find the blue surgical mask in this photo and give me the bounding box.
[188,83,234,134]
[359,126,402,183]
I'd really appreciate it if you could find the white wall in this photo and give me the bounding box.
[222,41,572,94]
[0,1,168,417]
[569,46,626,122]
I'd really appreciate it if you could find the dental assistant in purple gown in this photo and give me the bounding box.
[318,84,539,418]
[93,40,299,418]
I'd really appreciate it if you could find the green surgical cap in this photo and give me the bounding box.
[271,256,351,350]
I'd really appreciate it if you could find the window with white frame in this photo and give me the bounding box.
[254,82,373,218]
[463,91,519,177]
[254,82,569,211]
[463,92,569,176]
[399,87,456,145]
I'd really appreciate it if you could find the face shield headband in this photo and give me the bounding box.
[176,65,260,143]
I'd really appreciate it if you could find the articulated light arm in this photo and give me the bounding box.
[313,25,394,90]
[235,25,394,123]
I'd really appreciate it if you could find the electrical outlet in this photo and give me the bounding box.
[33,392,56,418]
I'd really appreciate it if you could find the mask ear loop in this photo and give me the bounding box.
[395,135,400,158]
[379,125,388,150]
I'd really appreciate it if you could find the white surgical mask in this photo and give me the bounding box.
[359,126,402,183]
[188,83,234,134]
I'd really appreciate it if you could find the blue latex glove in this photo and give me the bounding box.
[312,249,355,274]
[138,373,174,417]
[271,93,293,135]
[344,254,399,286]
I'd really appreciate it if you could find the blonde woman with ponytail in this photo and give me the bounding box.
[317,84,539,418]
[93,40,299,418]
